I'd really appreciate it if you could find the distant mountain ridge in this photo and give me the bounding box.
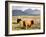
[12,9,40,16]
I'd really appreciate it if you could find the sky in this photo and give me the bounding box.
[12,6,41,11]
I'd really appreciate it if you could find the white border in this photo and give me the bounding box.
[8,2,43,34]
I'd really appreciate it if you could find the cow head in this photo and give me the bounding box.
[17,19,21,23]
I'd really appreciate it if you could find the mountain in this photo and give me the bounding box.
[24,9,40,15]
[33,9,40,15]
[24,9,33,14]
[12,10,25,16]
[12,9,40,16]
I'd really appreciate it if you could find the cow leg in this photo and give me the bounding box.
[26,24,27,30]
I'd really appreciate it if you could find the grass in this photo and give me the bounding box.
[12,16,40,30]
[12,23,40,30]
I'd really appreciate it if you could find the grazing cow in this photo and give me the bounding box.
[17,18,23,27]
[17,18,34,29]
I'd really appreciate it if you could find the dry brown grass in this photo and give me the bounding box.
[12,16,40,30]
